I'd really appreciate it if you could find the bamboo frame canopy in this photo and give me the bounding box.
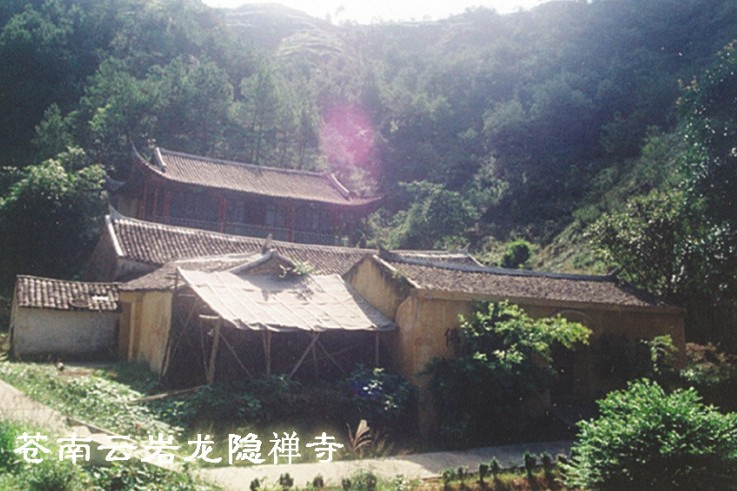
[176,268,395,333]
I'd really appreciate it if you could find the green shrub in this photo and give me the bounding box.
[500,239,533,268]
[88,461,207,490]
[424,301,589,444]
[26,459,86,491]
[0,419,21,472]
[563,379,737,490]
[680,342,737,412]
[346,366,413,435]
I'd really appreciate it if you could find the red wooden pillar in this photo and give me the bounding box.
[152,186,159,220]
[140,177,149,220]
[163,191,171,224]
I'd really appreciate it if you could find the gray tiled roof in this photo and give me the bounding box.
[381,255,675,310]
[109,212,478,272]
[143,148,380,206]
[14,275,119,311]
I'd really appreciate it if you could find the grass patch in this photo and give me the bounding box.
[0,361,181,438]
[0,417,216,490]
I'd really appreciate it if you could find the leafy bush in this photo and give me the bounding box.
[641,334,678,384]
[26,459,85,491]
[424,301,589,444]
[89,462,205,490]
[500,239,533,268]
[680,342,737,412]
[346,366,413,434]
[564,379,737,490]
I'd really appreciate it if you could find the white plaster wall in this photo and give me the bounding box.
[12,308,119,357]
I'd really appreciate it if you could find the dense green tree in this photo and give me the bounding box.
[148,57,234,157]
[589,190,692,298]
[0,0,99,166]
[0,151,107,290]
[680,41,737,229]
[385,181,479,249]
[31,104,75,162]
[78,58,158,175]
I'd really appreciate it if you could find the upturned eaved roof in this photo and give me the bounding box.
[142,148,379,207]
[107,209,478,273]
[14,275,119,312]
[178,269,394,333]
[377,251,678,311]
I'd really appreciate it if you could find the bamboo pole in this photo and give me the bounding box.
[289,332,320,378]
[160,296,198,378]
[206,319,222,384]
[312,334,319,378]
[317,339,345,374]
[374,332,380,367]
[219,329,253,380]
[262,330,272,376]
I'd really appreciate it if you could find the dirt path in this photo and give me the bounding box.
[198,440,572,489]
[0,378,68,432]
[0,378,179,470]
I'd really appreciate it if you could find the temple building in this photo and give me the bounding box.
[114,147,380,245]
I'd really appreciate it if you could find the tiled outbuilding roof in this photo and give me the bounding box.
[142,148,379,207]
[379,253,676,310]
[108,211,478,272]
[14,276,119,312]
[111,214,369,272]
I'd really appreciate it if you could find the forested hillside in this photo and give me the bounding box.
[2,0,737,342]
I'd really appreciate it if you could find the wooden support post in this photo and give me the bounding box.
[289,333,320,379]
[163,191,171,223]
[317,339,345,374]
[206,320,222,384]
[160,288,193,378]
[312,335,319,378]
[262,330,272,376]
[152,186,159,219]
[219,330,253,380]
[141,177,148,219]
[199,320,208,380]
[374,332,380,367]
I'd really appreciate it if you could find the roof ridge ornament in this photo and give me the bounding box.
[327,173,352,199]
[262,233,273,253]
[154,147,167,171]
